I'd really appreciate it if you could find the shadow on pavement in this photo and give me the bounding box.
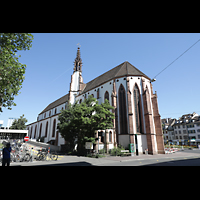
[142,157,200,166]
[34,161,93,166]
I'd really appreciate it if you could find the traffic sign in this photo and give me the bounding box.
[24,136,29,142]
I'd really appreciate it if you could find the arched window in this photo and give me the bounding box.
[104,91,109,103]
[39,123,42,138]
[52,119,56,137]
[133,84,142,133]
[30,126,33,138]
[118,84,128,134]
[45,121,48,137]
[97,88,99,99]
[79,99,82,104]
[34,125,37,138]
[109,131,112,142]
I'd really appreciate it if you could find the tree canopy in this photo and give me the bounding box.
[57,95,115,154]
[0,33,34,112]
[9,114,28,130]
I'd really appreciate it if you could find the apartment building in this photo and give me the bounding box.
[162,112,200,146]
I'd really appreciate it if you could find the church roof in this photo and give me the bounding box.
[81,61,150,94]
[38,61,150,115]
[39,93,69,115]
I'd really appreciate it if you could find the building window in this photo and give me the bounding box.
[104,91,109,103]
[44,113,46,118]
[34,125,37,138]
[52,119,56,137]
[30,127,33,138]
[39,123,42,138]
[79,99,82,104]
[97,88,100,99]
[118,84,128,134]
[45,121,48,137]
[55,108,57,115]
[49,111,51,116]
[179,131,181,134]
[133,84,142,133]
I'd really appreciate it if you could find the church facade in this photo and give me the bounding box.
[26,47,165,155]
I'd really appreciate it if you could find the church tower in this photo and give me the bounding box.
[69,47,84,104]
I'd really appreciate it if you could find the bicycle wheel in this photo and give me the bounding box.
[39,154,46,161]
[51,152,58,161]
[35,153,41,161]
[46,153,51,161]
[24,154,30,162]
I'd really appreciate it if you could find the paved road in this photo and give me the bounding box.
[9,149,200,166]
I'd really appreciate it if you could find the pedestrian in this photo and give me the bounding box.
[2,142,11,166]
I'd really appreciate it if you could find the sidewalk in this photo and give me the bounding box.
[102,151,200,162]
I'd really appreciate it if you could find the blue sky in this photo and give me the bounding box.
[1,33,200,126]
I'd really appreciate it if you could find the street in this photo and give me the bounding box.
[8,149,200,166]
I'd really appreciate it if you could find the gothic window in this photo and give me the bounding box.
[146,86,151,113]
[30,127,33,138]
[39,123,42,138]
[52,119,56,137]
[133,84,142,133]
[118,84,128,134]
[104,91,109,103]
[34,125,37,138]
[109,131,112,142]
[45,121,48,137]
[97,88,99,99]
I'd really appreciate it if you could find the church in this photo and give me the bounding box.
[26,47,165,155]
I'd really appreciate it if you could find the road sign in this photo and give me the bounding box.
[85,142,93,149]
[24,136,29,142]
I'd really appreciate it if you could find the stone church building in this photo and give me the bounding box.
[26,47,165,155]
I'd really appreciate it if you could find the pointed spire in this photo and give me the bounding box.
[73,47,82,73]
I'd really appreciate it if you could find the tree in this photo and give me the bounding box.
[9,114,28,130]
[0,33,34,112]
[57,95,115,154]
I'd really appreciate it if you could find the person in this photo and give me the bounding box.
[2,142,11,166]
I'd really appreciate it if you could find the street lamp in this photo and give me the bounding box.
[150,78,156,83]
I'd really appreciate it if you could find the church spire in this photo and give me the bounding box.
[73,47,82,73]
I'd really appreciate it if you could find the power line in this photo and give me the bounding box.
[153,38,200,79]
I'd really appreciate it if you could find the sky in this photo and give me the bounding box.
[1,33,200,126]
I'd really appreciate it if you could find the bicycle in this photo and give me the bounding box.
[35,148,58,161]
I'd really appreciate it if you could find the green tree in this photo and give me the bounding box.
[9,114,28,130]
[57,95,115,155]
[0,33,34,112]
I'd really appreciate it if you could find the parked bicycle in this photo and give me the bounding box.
[35,148,58,161]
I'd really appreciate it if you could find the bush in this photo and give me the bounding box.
[110,145,126,156]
